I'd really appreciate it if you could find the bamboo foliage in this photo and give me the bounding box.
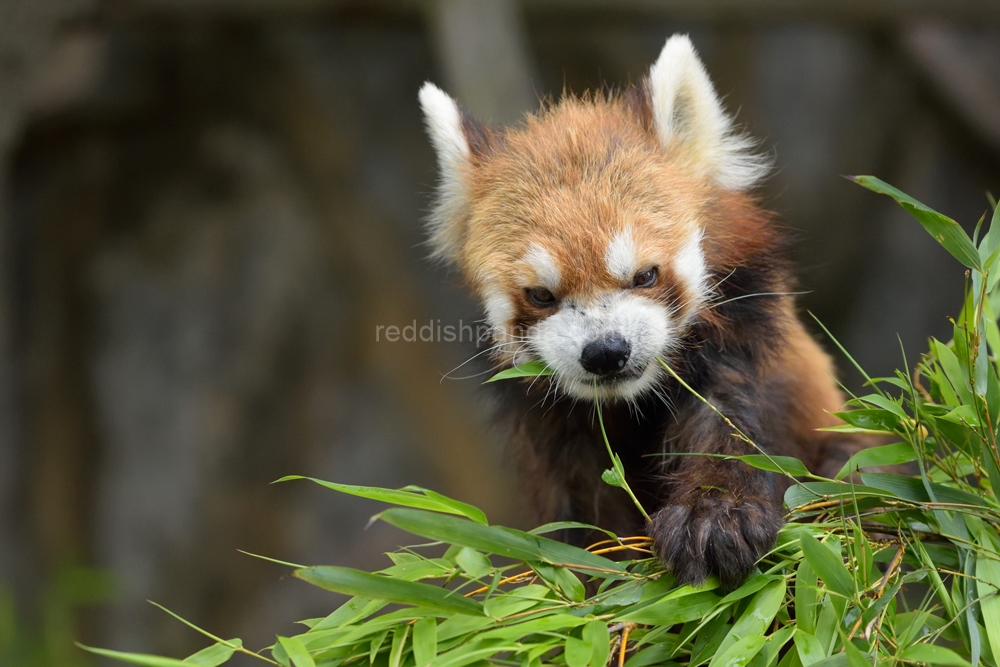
[82,177,1000,667]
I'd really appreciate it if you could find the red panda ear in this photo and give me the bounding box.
[647,35,768,191]
[419,83,499,264]
[419,82,470,263]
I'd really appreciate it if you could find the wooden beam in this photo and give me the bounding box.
[424,0,537,124]
[127,0,1000,25]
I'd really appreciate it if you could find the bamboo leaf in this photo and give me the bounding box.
[795,558,818,636]
[583,620,610,667]
[76,646,200,667]
[453,547,492,580]
[277,636,316,667]
[853,176,981,270]
[976,533,1000,665]
[843,638,871,667]
[716,580,786,658]
[730,455,813,477]
[412,617,437,667]
[709,634,767,667]
[784,482,894,510]
[274,477,487,525]
[793,630,826,666]
[799,531,854,599]
[755,627,795,667]
[899,644,973,667]
[832,410,900,433]
[616,590,721,625]
[860,472,987,506]
[389,625,409,667]
[484,360,553,383]
[183,641,240,667]
[294,566,484,616]
[564,637,592,667]
[377,508,625,573]
[835,442,917,479]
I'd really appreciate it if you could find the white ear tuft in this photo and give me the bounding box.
[419,82,471,263]
[648,35,768,190]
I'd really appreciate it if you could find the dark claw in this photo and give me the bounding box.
[648,492,783,591]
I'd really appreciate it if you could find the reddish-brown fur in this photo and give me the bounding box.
[462,94,710,319]
[426,83,869,589]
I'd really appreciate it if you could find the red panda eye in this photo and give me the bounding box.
[526,287,557,307]
[632,267,658,288]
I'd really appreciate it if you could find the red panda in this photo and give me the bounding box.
[419,34,865,590]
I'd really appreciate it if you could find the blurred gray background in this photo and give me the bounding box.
[0,0,998,663]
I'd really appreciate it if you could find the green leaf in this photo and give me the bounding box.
[784,482,894,510]
[719,574,783,606]
[843,639,870,667]
[453,547,492,580]
[528,521,617,539]
[835,442,917,479]
[795,558,818,636]
[477,613,589,643]
[853,175,981,270]
[940,404,982,428]
[596,580,644,606]
[976,533,1000,664]
[857,392,908,418]
[377,508,625,573]
[799,531,855,599]
[552,566,586,603]
[690,613,733,666]
[794,630,826,666]
[565,637,592,667]
[311,596,385,631]
[860,472,987,506]
[274,477,487,525]
[755,627,795,667]
[277,637,316,667]
[709,634,767,667]
[899,644,973,667]
[808,656,848,667]
[294,566,484,616]
[624,643,678,667]
[617,590,721,625]
[583,620,610,667]
[716,580,786,658]
[980,200,1000,267]
[389,625,408,667]
[184,641,240,667]
[601,468,624,487]
[832,409,900,433]
[934,339,975,406]
[370,630,389,664]
[484,360,553,383]
[730,455,813,477]
[76,645,200,667]
[412,617,437,667]
[534,563,586,602]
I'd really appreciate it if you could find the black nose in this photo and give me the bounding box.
[580,335,632,376]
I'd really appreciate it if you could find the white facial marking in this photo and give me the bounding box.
[648,34,769,190]
[675,228,709,313]
[523,243,561,290]
[531,291,675,402]
[419,82,471,262]
[483,287,514,337]
[605,229,638,282]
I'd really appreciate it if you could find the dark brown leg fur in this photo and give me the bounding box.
[648,319,871,590]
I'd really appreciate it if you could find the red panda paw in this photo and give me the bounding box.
[648,492,783,591]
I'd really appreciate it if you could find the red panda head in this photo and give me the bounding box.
[420,35,770,401]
